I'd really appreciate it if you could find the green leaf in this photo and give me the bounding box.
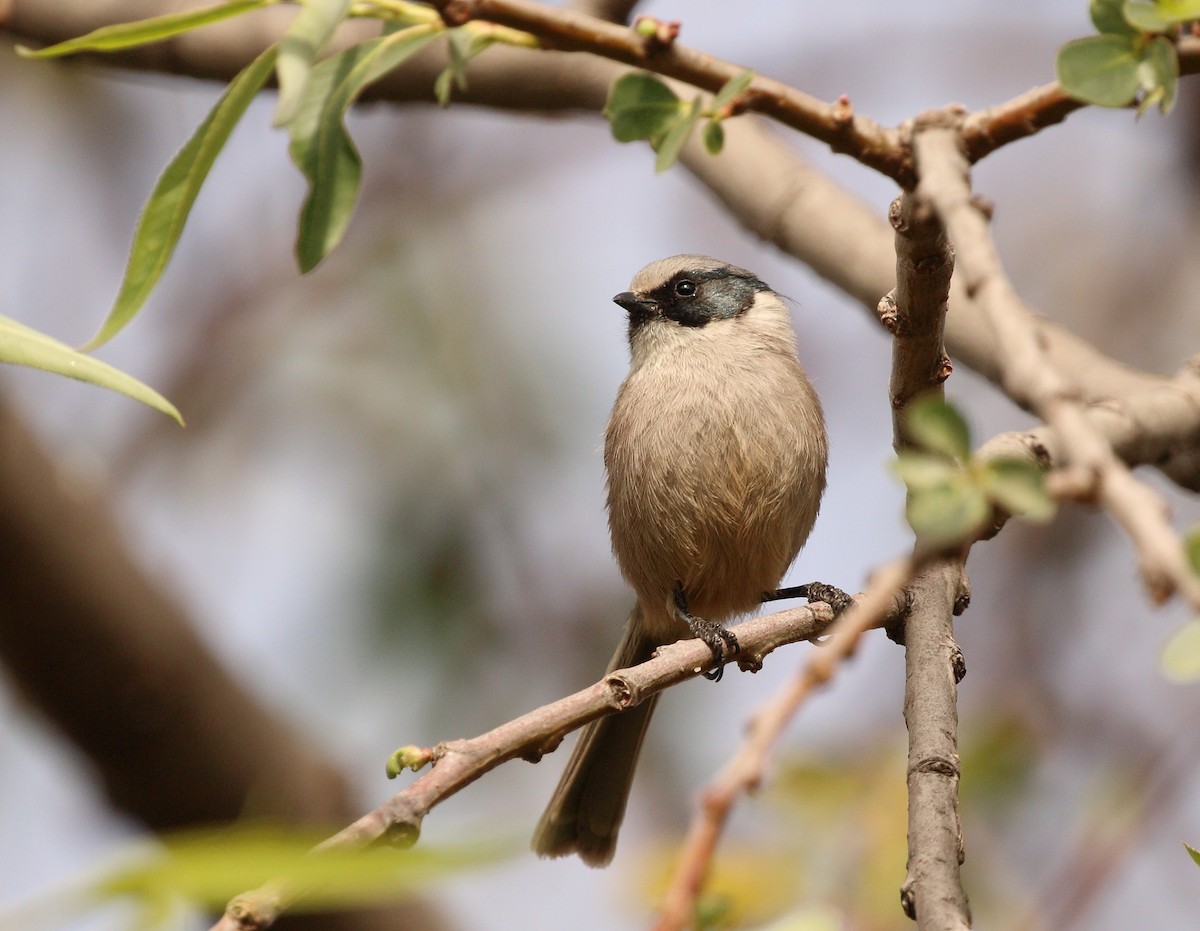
[891,451,960,491]
[1187,842,1200,868]
[274,0,352,127]
[91,825,506,916]
[906,481,990,550]
[604,72,682,143]
[434,27,492,106]
[0,316,181,423]
[702,119,725,155]
[84,46,278,350]
[904,397,972,462]
[710,69,755,112]
[289,26,439,272]
[980,458,1055,522]
[1161,619,1200,682]
[1136,35,1178,114]
[1184,528,1200,576]
[17,0,271,58]
[1090,0,1140,35]
[1123,1,1172,31]
[654,96,702,172]
[1057,34,1141,107]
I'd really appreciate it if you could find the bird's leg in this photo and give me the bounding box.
[672,584,738,682]
[762,582,854,615]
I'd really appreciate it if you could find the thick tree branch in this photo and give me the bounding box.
[887,176,972,930]
[650,564,914,931]
[0,397,443,931]
[211,596,907,931]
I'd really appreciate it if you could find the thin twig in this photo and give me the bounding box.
[650,561,913,931]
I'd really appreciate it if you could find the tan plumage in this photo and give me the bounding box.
[533,255,828,866]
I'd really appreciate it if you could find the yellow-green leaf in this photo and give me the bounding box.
[1161,619,1200,683]
[1090,0,1139,36]
[94,826,503,913]
[1136,35,1178,115]
[1186,842,1200,868]
[289,25,439,272]
[1184,528,1200,577]
[85,45,278,350]
[710,69,755,112]
[891,451,960,491]
[273,0,353,127]
[17,0,271,58]
[906,482,989,550]
[981,457,1055,522]
[0,316,181,423]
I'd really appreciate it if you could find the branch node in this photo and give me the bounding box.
[911,755,960,778]
[950,644,966,683]
[632,15,680,48]
[876,289,900,334]
[603,671,640,709]
[831,94,854,128]
[436,0,473,27]
[899,878,917,920]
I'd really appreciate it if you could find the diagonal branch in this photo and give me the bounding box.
[210,596,907,931]
[913,120,1200,610]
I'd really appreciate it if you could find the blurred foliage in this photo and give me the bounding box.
[628,714,1039,930]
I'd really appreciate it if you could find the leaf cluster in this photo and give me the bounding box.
[1056,0,1199,113]
[892,398,1055,552]
[602,70,755,172]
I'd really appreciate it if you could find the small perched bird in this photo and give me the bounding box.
[532,255,829,866]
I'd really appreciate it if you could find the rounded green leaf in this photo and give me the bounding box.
[1122,1,1172,31]
[702,119,725,155]
[1161,619,1200,682]
[1057,34,1140,107]
[905,481,990,549]
[0,316,181,423]
[1152,0,1200,23]
[981,458,1055,522]
[604,73,683,143]
[904,397,972,462]
[1090,0,1139,36]
[891,451,960,491]
[1136,35,1178,114]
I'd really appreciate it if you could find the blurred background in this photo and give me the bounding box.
[2,1,1200,928]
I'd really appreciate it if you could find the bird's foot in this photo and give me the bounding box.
[673,584,738,682]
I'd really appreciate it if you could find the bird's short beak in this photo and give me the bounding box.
[613,291,656,315]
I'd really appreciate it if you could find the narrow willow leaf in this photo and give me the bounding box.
[906,482,990,550]
[891,451,961,491]
[654,97,702,172]
[274,0,353,127]
[1187,843,1200,868]
[85,45,278,350]
[710,69,754,111]
[93,825,507,914]
[17,0,271,58]
[981,458,1055,522]
[1161,619,1200,683]
[604,73,682,142]
[0,316,181,423]
[904,396,972,462]
[1057,34,1140,107]
[289,26,439,272]
[1089,0,1139,35]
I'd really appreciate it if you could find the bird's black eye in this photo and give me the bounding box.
[674,279,697,297]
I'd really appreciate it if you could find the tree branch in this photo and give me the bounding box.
[886,171,972,930]
[913,120,1200,610]
[210,596,908,931]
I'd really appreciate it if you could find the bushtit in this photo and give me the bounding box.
[532,255,829,866]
